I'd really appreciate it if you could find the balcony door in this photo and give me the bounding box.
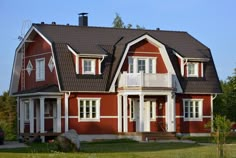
[128,57,156,74]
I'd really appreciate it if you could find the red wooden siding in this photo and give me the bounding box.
[121,39,167,73]
[175,94,211,133]
[21,34,58,91]
[66,93,117,134]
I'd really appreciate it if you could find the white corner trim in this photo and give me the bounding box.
[109,34,183,93]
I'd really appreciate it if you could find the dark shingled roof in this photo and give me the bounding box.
[32,24,221,93]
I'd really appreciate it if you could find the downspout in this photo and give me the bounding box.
[99,55,106,74]
[182,58,188,76]
[65,91,71,132]
[211,94,218,132]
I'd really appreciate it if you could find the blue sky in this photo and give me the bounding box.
[0,0,235,93]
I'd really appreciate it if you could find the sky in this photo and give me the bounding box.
[0,0,235,93]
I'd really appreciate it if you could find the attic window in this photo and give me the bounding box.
[26,60,33,76]
[48,56,55,72]
[82,59,95,75]
[187,62,198,77]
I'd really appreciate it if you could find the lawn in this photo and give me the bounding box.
[0,139,236,158]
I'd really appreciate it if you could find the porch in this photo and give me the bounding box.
[17,96,62,142]
[117,91,176,133]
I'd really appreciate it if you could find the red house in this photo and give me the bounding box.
[10,15,221,142]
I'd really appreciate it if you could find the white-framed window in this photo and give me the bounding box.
[187,62,198,77]
[24,101,30,122]
[150,101,156,121]
[36,58,45,81]
[48,56,55,72]
[77,98,101,122]
[129,99,135,121]
[183,99,203,121]
[82,59,96,74]
[26,60,33,76]
[128,56,156,74]
[128,58,134,73]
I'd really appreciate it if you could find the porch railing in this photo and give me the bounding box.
[118,71,173,88]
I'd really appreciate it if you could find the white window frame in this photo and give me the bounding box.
[150,101,156,121]
[77,98,101,122]
[26,60,33,76]
[183,99,203,121]
[24,100,30,122]
[187,62,198,77]
[48,56,55,72]
[129,99,135,121]
[82,59,96,75]
[128,56,156,74]
[35,58,45,81]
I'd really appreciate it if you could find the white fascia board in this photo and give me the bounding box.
[67,45,78,56]
[109,34,183,93]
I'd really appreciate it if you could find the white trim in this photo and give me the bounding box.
[157,116,166,118]
[202,116,211,118]
[201,62,204,77]
[183,99,203,121]
[24,52,52,58]
[123,95,128,132]
[26,60,33,76]
[35,58,45,81]
[48,56,55,72]
[117,95,122,132]
[12,92,63,97]
[109,34,183,93]
[64,93,70,131]
[77,97,101,122]
[176,116,184,118]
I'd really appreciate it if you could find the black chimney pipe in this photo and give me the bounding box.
[78,13,88,26]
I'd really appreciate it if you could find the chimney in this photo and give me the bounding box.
[78,13,88,26]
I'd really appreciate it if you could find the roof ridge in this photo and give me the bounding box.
[32,23,187,34]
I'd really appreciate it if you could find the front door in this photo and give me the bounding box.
[133,100,151,132]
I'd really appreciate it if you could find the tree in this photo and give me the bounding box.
[214,68,236,122]
[0,91,17,140]
[212,115,231,158]
[112,13,125,28]
[112,13,145,29]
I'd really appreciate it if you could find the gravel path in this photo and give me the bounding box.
[0,141,28,149]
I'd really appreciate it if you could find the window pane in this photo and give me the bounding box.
[138,60,145,73]
[184,101,189,118]
[84,60,92,72]
[150,102,153,119]
[195,101,199,118]
[149,59,153,73]
[92,104,96,118]
[128,58,134,73]
[188,63,195,75]
[80,106,84,118]
[86,104,90,118]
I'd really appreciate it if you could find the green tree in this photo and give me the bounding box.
[112,13,145,29]
[212,115,231,158]
[0,91,17,140]
[214,68,236,122]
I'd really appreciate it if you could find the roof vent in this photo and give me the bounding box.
[78,13,88,26]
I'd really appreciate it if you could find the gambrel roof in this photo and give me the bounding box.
[12,23,222,94]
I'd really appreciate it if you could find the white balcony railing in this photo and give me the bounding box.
[118,71,172,88]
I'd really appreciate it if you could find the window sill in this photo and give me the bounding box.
[36,79,45,82]
[184,118,203,122]
[78,118,100,122]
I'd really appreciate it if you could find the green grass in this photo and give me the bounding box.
[0,139,236,158]
[184,136,236,144]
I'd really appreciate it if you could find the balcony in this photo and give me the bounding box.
[118,71,173,88]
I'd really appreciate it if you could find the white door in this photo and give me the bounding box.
[143,101,150,132]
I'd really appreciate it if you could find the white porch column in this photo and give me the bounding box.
[117,94,122,132]
[123,94,128,132]
[16,97,20,138]
[29,98,34,133]
[36,101,40,132]
[40,97,45,133]
[166,94,176,132]
[65,93,69,132]
[19,99,24,134]
[57,97,61,133]
[139,94,144,132]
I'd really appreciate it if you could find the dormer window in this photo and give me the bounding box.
[187,62,198,77]
[82,59,95,75]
